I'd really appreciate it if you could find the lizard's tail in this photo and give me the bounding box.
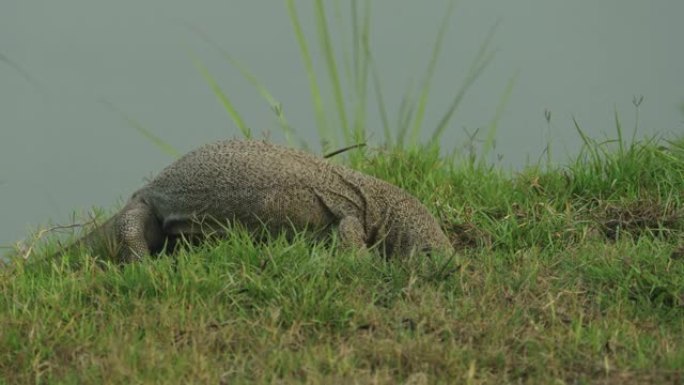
[46,215,120,261]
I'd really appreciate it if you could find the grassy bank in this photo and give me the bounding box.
[2,137,684,384]
[4,1,684,383]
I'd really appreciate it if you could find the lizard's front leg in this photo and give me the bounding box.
[338,216,368,254]
[116,200,163,262]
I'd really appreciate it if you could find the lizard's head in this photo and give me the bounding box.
[381,212,454,259]
[411,227,454,258]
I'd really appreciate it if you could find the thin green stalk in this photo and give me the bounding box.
[481,71,518,162]
[543,109,553,168]
[409,0,457,145]
[188,26,296,144]
[351,0,372,144]
[0,52,43,91]
[314,0,350,143]
[396,80,417,148]
[190,54,251,138]
[429,21,498,145]
[614,106,624,156]
[574,117,601,165]
[368,48,391,146]
[286,0,330,146]
[351,0,361,90]
[99,98,179,157]
[333,0,353,97]
[631,95,643,145]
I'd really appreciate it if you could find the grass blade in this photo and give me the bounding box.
[99,99,180,157]
[481,71,518,161]
[0,52,43,91]
[314,0,350,142]
[614,106,624,155]
[396,80,417,148]
[187,25,296,144]
[286,0,330,147]
[573,117,601,165]
[430,21,498,144]
[350,0,372,145]
[368,49,392,146]
[332,0,352,83]
[189,53,252,138]
[408,0,457,145]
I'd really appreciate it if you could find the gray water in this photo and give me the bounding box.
[2,0,683,248]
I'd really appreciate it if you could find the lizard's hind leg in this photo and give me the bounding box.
[116,200,164,262]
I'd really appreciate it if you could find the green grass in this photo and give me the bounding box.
[185,0,494,155]
[2,137,684,384]
[4,1,684,383]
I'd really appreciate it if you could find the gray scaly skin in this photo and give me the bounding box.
[53,139,454,262]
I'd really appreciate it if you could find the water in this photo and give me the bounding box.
[2,0,683,248]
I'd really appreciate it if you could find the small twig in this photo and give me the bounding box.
[13,222,90,260]
[323,142,366,158]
